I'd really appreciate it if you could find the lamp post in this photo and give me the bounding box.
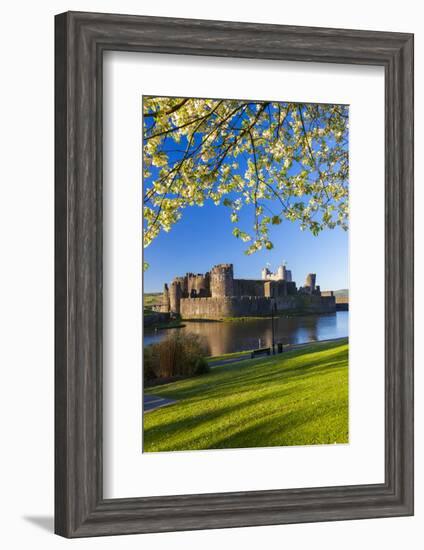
[271,299,276,354]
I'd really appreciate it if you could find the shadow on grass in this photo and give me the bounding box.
[145,340,347,397]
[210,400,348,449]
[147,349,347,403]
[145,391,348,451]
[144,384,301,442]
[143,341,349,452]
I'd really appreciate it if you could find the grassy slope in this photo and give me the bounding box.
[144,293,162,308]
[334,289,349,298]
[207,349,251,363]
[144,339,348,452]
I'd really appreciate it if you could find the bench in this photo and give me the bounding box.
[250,347,271,359]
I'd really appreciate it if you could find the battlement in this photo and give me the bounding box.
[211,263,233,270]
[163,262,332,316]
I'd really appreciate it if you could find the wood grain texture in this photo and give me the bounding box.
[54,11,414,538]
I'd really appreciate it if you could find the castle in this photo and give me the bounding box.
[157,263,336,320]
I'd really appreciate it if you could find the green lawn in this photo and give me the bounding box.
[207,349,251,364]
[144,338,349,452]
[144,293,162,309]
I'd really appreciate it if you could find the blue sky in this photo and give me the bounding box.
[144,200,348,293]
[143,98,348,293]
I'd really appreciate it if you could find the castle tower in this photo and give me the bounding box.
[186,272,211,297]
[305,273,316,293]
[169,280,182,315]
[161,283,170,313]
[194,272,210,297]
[261,267,271,280]
[210,264,234,297]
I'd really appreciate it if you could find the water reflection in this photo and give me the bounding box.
[144,311,348,357]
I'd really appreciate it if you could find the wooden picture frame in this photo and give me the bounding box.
[55,11,414,537]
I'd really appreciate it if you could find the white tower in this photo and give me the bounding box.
[261,267,271,280]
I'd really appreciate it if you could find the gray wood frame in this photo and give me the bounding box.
[55,11,414,538]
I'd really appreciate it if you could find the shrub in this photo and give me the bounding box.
[194,356,210,375]
[143,345,158,384]
[144,332,208,381]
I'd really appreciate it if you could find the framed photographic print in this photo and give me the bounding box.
[55,11,414,537]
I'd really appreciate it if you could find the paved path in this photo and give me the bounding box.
[144,394,176,412]
[209,337,347,368]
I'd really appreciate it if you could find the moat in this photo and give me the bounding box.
[144,311,349,357]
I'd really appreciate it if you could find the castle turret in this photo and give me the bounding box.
[210,264,234,297]
[261,267,271,280]
[262,263,293,282]
[161,283,170,313]
[169,279,182,315]
[187,272,211,297]
[305,273,316,293]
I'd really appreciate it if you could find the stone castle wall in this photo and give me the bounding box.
[232,279,297,299]
[233,279,265,297]
[187,273,210,296]
[164,262,336,318]
[180,295,336,320]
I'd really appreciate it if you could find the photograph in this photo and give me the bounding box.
[0,1,415,544]
[142,95,349,452]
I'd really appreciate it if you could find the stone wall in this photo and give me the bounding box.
[180,294,336,320]
[163,262,335,317]
[180,297,235,319]
[320,290,334,297]
[233,279,265,297]
[144,311,170,327]
[187,273,210,296]
[264,280,297,298]
[300,295,336,313]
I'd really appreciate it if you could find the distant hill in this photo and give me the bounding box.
[144,292,162,309]
[321,289,349,305]
[333,289,349,306]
